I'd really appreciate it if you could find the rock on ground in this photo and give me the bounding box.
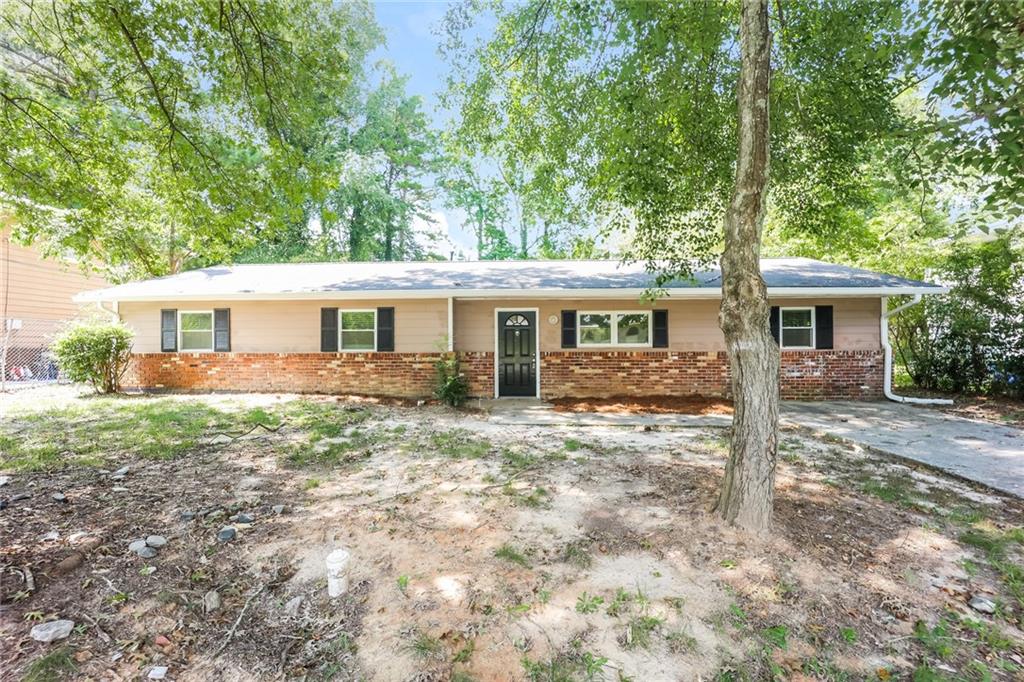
[969,595,996,614]
[30,619,75,643]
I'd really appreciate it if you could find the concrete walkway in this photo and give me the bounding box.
[781,401,1024,498]
[480,398,1024,498]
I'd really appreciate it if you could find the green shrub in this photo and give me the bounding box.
[434,353,469,407]
[892,236,1024,397]
[51,321,134,393]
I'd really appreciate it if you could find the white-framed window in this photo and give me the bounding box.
[179,311,214,352]
[578,311,651,347]
[339,310,376,351]
[780,307,815,349]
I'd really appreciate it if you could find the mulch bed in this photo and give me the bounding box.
[549,395,734,415]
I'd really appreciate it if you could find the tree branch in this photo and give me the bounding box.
[109,5,218,170]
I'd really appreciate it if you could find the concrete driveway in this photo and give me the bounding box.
[483,398,1024,498]
[781,401,1024,498]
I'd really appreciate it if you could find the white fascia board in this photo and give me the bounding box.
[75,285,948,304]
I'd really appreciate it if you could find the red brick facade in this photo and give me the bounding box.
[485,349,882,400]
[539,351,729,399]
[126,352,443,398]
[779,350,884,400]
[126,348,883,401]
[458,351,494,399]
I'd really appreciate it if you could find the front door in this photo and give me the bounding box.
[497,311,537,397]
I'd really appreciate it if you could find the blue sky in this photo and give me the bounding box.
[370,1,477,258]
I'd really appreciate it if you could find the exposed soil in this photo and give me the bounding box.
[894,387,1024,428]
[940,395,1024,428]
[549,395,734,415]
[2,388,1023,681]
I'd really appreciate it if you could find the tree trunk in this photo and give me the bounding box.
[349,201,363,259]
[714,0,779,534]
[384,220,395,261]
[476,204,485,256]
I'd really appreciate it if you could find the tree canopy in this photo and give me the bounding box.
[0,0,380,277]
[443,1,923,279]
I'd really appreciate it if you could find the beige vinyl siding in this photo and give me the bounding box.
[454,297,881,352]
[1,229,109,321]
[119,299,449,353]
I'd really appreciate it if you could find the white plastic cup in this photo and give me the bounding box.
[325,548,350,597]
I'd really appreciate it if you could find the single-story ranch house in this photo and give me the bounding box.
[75,258,946,401]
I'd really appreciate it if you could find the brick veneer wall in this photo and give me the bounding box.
[533,350,883,401]
[458,351,494,398]
[125,352,443,398]
[779,350,884,400]
[126,349,883,400]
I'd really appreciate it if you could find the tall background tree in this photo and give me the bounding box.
[323,66,443,262]
[0,0,380,278]
[443,0,921,531]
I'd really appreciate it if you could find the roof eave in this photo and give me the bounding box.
[74,285,949,304]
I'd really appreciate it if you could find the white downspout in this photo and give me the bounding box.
[881,294,953,405]
[96,300,119,321]
[447,297,454,352]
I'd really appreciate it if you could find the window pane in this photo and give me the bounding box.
[617,313,649,344]
[181,330,213,350]
[578,314,611,344]
[781,309,812,328]
[181,312,212,331]
[341,330,375,350]
[782,328,813,348]
[341,311,375,331]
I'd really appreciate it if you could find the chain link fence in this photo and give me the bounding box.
[0,317,63,390]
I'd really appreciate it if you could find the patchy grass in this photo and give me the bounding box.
[5,387,1024,681]
[575,592,604,614]
[0,397,251,471]
[761,625,788,650]
[620,615,663,650]
[561,540,593,569]
[282,400,370,439]
[521,640,608,682]
[0,395,378,473]
[285,426,401,468]
[503,484,550,508]
[430,428,493,459]
[405,630,445,660]
[22,648,77,682]
[494,543,531,568]
[957,527,1024,608]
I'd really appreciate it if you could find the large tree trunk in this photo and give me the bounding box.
[714,0,779,534]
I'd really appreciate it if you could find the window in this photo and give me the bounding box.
[578,311,651,346]
[780,307,814,349]
[179,311,214,351]
[340,310,376,350]
[504,314,530,327]
[579,313,612,344]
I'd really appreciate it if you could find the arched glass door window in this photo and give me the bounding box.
[504,314,530,327]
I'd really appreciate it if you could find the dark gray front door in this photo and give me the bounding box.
[497,311,536,397]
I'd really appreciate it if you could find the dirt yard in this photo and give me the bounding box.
[2,386,1023,681]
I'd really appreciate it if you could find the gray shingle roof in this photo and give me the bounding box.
[76,258,946,302]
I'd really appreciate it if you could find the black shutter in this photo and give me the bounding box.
[769,306,780,345]
[561,310,577,348]
[214,308,231,352]
[652,309,669,348]
[376,307,395,352]
[160,309,177,352]
[815,305,834,349]
[320,307,338,352]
